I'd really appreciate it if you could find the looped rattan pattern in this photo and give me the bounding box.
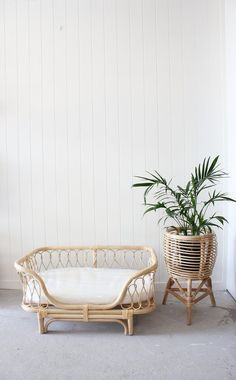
[15,246,157,335]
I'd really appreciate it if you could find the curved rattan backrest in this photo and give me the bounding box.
[14,246,157,311]
[163,230,217,280]
[15,246,157,274]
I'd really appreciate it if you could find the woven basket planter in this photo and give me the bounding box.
[162,229,217,324]
[163,229,217,280]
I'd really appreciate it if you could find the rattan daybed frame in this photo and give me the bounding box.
[14,246,157,335]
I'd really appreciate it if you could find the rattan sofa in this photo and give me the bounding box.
[14,246,157,335]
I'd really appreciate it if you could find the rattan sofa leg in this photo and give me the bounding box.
[37,312,46,334]
[127,317,134,336]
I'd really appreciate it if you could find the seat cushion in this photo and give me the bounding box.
[27,267,153,305]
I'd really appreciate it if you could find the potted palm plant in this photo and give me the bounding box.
[133,156,235,324]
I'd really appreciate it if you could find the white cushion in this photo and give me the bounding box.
[27,267,153,305]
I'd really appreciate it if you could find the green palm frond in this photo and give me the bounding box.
[132,156,236,235]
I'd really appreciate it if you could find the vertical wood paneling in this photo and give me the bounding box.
[155,0,172,282]
[168,0,185,181]
[0,0,11,281]
[225,0,236,298]
[4,0,22,284]
[0,0,227,288]
[53,0,70,245]
[66,0,83,245]
[41,0,58,245]
[92,0,108,244]
[116,0,134,244]
[28,0,45,248]
[79,0,96,244]
[142,0,160,273]
[104,0,121,245]
[17,0,34,254]
[130,0,146,245]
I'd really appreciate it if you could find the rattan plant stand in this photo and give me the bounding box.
[162,230,217,325]
[14,246,157,335]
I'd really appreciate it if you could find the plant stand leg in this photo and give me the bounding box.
[162,277,173,305]
[207,277,216,306]
[186,278,192,326]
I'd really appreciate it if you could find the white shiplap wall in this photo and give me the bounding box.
[225,0,236,299]
[0,0,226,289]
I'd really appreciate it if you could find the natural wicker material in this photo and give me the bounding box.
[162,230,217,325]
[14,246,157,335]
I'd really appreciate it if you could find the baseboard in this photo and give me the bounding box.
[0,279,226,291]
[0,280,21,290]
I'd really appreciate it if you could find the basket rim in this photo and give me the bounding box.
[164,228,216,241]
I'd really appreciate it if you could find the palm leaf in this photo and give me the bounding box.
[133,155,236,235]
